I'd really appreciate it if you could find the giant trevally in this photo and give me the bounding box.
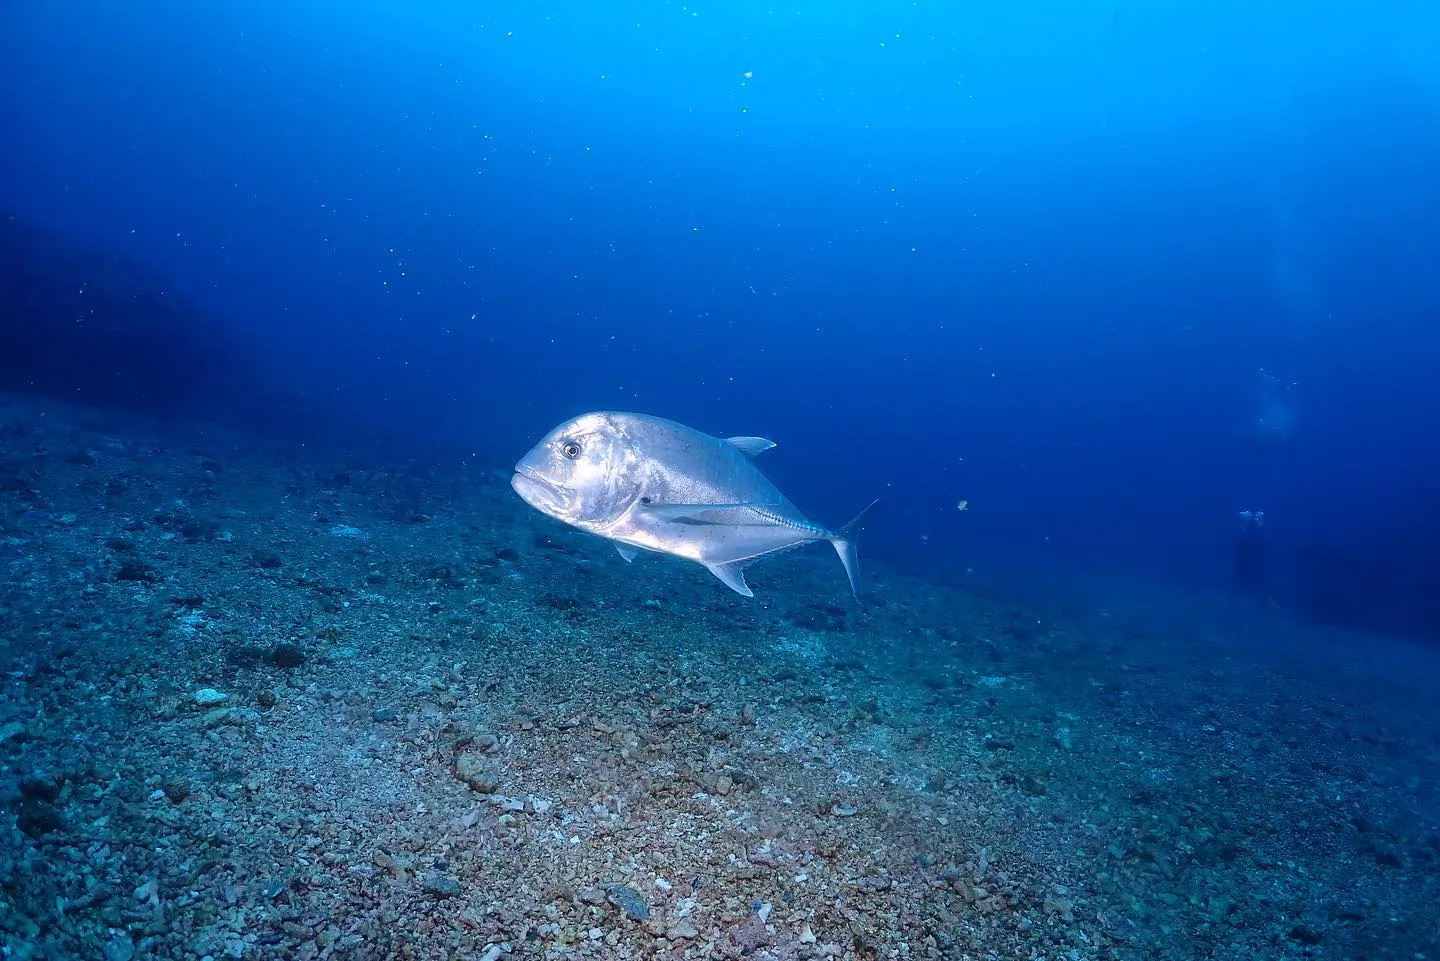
[510,411,877,598]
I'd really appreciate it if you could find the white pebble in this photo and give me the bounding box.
[654,877,672,891]
[193,688,227,707]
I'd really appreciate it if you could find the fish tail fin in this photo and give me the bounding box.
[829,498,879,600]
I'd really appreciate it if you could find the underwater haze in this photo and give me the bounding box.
[4,0,1439,606]
[3,1,1440,959]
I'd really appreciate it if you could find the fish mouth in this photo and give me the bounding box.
[510,468,567,515]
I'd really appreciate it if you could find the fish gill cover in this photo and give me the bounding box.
[0,1,1438,959]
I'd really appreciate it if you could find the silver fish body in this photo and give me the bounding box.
[511,411,875,598]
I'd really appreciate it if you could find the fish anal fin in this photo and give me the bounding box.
[725,436,777,457]
[706,561,753,597]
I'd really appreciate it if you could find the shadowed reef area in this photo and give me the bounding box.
[0,212,266,418]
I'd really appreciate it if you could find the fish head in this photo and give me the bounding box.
[511,412,640,530]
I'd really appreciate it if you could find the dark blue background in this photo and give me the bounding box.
[3,1,1438,614]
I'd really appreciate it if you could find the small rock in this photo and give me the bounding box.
[666,919,700,940]
[1042,897,1075,923]
[103,933,135,961]
[270,644,306,669]
[455,753,499,793]
[193,688,228,708]
[201,708,233,729]
[133,878,158,902]
[606,884,650,921]
[726,913,773,951]
[372,707,398,722]
[422,872,461,899]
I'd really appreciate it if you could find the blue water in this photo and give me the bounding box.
[3,0,1439,629]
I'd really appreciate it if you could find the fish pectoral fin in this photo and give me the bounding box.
[706,561,754,597]
[615,545,639,563]
[725,436,777,457]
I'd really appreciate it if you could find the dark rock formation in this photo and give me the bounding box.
[0,211,268,419]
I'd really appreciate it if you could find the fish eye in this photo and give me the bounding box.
[561,441,582,460]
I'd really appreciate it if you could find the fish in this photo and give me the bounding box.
[510,411,877,598]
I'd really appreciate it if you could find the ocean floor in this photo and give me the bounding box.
[1,395,1437,961]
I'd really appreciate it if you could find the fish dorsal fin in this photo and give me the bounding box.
[706,561,754,597]
[725,436,776,457]
[615,545,639,563]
